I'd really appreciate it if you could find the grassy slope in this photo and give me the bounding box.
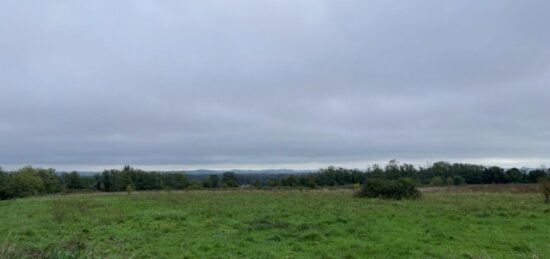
[1,190,549,258]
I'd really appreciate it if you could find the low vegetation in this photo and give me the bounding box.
[357,178,421,200]
[0,190,549,258]
[1,161,549,201]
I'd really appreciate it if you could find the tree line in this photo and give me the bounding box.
[0,166,240,200]
[1,161,549,200]
[273,160,550,188]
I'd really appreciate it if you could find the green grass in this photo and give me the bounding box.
[1,190,549,258]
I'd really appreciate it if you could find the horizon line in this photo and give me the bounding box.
[2,157,548,172]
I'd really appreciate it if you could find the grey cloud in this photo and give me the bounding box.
[1,0,549,169]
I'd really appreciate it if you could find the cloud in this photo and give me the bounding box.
[1,0,549,169]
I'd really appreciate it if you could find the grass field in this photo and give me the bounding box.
[1,189,549,258]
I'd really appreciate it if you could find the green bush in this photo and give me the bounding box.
[453,175,466,185]
[358,178,421,200]
[126,184,134,194]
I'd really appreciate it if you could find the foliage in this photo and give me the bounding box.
[528,169,548,183]
[506,168,524,183]
[358,178,421,200]
[202,175,220,188]
[61,171,85,190]
[0,161,549,200]
[126,184,134,194]
[98,166,189,192]
[36,168,63,193]
[453,175,466,185]
[483,166,508,184]
[253,179,261,189]
[0,168,9,199]
[221,172,238,187]
[263,178,276,187]
[263,161,544,189]
[7,167,46,198]
[186,180,204,190]
[446,176,455,185]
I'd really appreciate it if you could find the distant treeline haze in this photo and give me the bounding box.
[1,161,549,200]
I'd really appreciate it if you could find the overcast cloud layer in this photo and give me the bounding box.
[1,1,550,170]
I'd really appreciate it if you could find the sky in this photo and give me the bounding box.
[1,0,550,171]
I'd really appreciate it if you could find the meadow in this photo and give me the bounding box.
[1,189,549,258]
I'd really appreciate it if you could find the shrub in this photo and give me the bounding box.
[539,178,550,203]
[126,184,134,194]
[453,175,466,185]
[400,177,421,187]
[358,178,421,200]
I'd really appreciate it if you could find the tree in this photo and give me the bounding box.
[8,167,45,198]
[63,171,85,189]
[505,168,524,183]
[267,178,280,187]
[431,161,452,178]
[253,179,261,189]
[307,175,317,189]
[483,166,507,184]
[282,175,299,186]
[385,159,401,179]
[102,170,115,191]
[528,169,548,183]
[202,175,220,188]
[36,168,62,193]
[140,172,162,190]
[100,166,135,192]
[453,175,466,185]
[164,173,189,190]
[446,177,455,186]
[369,164,384,179]
[0,169,10,200]
[456,164,484,184]
[94,174,104,191]
[221,172,238,187]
